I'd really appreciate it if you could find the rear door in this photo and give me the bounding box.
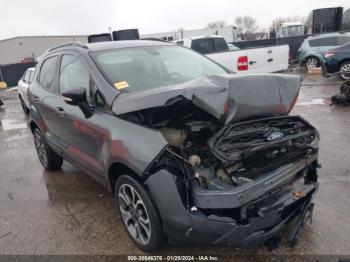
[31,55,62,148]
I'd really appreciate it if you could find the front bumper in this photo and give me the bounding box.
[146,159,318,246]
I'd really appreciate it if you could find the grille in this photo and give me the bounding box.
[209,116,317,177]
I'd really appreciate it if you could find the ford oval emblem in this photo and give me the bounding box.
[267,131,284,141]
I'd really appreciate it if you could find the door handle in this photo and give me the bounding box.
[56,107,65,117]
[249,61,257,65]
[268,58,273,62]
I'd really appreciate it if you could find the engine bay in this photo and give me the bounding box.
[120,99,319,192]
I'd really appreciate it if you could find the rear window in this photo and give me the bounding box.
[191,39,215,54]
[213,38,229,52]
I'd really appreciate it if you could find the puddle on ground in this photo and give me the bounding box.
[296,98,326,106]
[0,119,27,131]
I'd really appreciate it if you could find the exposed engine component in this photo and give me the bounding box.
[123,101,318,192]
[216,169,232,185]
[189,155,201,168]
[160,128,187,147]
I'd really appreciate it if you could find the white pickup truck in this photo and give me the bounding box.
[176,36,290,74]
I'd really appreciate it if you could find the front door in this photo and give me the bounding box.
[55,53,105,177]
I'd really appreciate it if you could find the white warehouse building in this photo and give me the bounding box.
[0,35,88,65]
[0,26,237,65]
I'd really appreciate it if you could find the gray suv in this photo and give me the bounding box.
[28,40,320,251]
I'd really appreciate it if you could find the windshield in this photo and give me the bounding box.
[92,45,227,92]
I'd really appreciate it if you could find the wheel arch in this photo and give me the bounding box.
[305,55,320,62]
[339,59,350,70]
[108,162,143,194]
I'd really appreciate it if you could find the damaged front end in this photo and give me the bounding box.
[117,74,320,247]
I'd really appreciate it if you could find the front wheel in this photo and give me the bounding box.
[339,61,350,80]
[115,176,164,252]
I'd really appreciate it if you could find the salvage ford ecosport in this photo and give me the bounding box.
[28,40,319,251]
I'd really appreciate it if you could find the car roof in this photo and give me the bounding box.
[48,40,175,54]
[188,35,224,40]
[308,32,350,40]
[176,35,224,42]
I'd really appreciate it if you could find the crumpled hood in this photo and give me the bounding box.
[112,74,301,124]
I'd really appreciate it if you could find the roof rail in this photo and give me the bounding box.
[48,42,88,52]
[141,37,170,43]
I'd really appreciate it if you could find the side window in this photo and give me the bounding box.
[191,39,215,54]
[59,55,90,100]
[39,56,58,90]
[309,37,337,47]
[23,71,30,83]
[176,41,184,46]
[28,71,35,84]
[213,38,229,52]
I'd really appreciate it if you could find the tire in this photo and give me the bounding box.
[305,56,320,69]
[115,175,164,252]
[33,128,63,170]
[339,61,350,80]
[19,95,29,114]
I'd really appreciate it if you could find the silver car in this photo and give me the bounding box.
[18,67,35,113]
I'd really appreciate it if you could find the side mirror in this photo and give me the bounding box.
[61,87,93,118]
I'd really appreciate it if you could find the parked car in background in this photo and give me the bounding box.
[298,32,350,69]
[324,41,350,80]
[18,67,35,113]
[177,36,290,74]
[28,40,319,251]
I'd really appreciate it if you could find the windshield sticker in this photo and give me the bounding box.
[114,81,129,90]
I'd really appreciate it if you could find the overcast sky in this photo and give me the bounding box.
[1,0,349,40]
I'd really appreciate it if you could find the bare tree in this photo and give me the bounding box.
[235,16,258,40]
[207,20,227,29]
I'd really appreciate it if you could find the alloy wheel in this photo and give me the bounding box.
[118,184,151,245]
[340,63,350,80]
[34,131,48,167]
[306,57,319,69]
